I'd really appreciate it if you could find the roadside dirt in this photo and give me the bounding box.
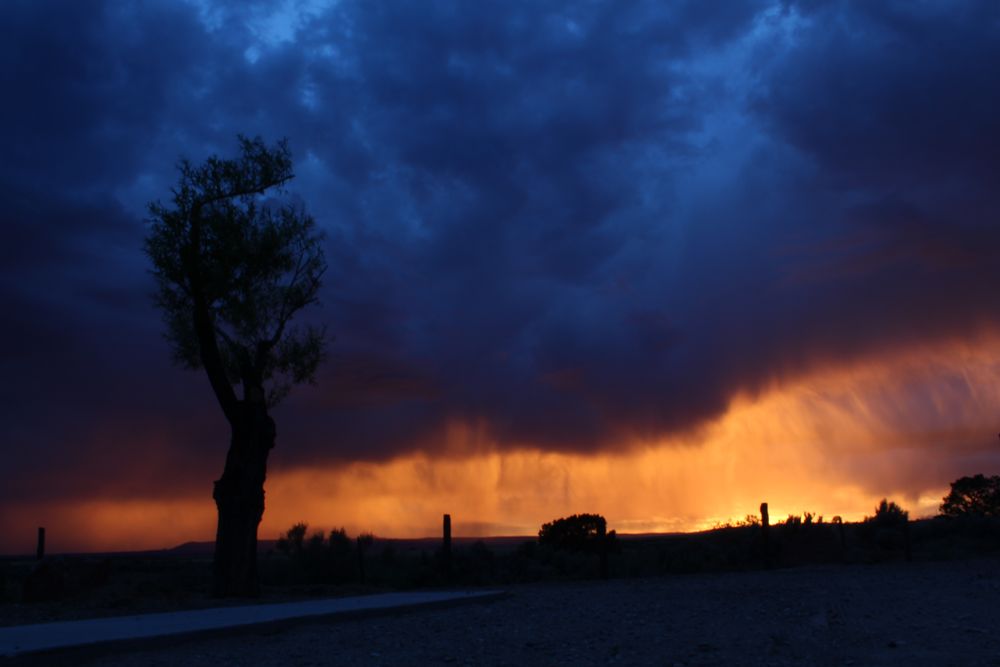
[21,558,1000,666]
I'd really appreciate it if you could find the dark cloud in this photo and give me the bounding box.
[2,0,1000,504]
[742,1,1000,359]
[763,1,1000,195]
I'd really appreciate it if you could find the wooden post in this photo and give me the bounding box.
[442,514,452,580]
[760,503,770,569]
[356,535,366,584]
[833,516,846,560]
[36,527,45,561]
[903,519,912,562]
[598,521,609,580]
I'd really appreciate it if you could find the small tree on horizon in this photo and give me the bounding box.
[145,136,326,597]
[538,513,616,552]
[865,498,909,525]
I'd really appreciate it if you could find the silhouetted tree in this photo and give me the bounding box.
[865,498,909,525]
[940,474,1000,518]
[538,513,616,552]
[328,527,352,557]
[276,522,309,557]
[145,136,326,597]
[862,499,910,557]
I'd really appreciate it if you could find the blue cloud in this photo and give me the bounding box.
[2,0,999,501]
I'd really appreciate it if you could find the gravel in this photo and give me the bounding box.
[16,559,1000,666]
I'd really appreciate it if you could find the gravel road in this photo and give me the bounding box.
[23,559,1000,666]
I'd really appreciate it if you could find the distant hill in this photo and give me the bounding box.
[164,540,278,556]
[0,532,688,560]
[165,535,534,556]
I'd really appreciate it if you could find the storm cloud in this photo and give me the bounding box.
[2,0,1000,506]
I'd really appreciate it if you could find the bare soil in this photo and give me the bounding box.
[12,558,1000,666]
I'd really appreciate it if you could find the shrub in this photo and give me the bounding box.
[328,528,352,556]
[861,499,909,557]
[357,532,375,550]
[712,514,759,529]
[539,513,616,552]
[276,523,309,556]
[270,523,367,585]
[866,499,909,526]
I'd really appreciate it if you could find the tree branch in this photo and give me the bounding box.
[188,206,239,423]
[190,174,293,218]
[257,244,324,366]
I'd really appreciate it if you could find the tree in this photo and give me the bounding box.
[145,136,326,597]
[940,474,1000,518]
[864,498,909,526]
[862,499,910,556]
[538,513,616,552]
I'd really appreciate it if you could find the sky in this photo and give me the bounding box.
[2,0,1000,554]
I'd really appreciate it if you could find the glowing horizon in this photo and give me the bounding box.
[3,334,996,555]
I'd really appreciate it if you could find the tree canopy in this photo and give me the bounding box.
[864,498,909,526]
[939,474,1000,518]
[538,513,616,552]
[145,136,326,410]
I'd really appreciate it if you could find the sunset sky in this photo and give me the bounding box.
[3,1,1000,554]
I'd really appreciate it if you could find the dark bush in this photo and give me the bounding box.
[328,528,352,557]
[538,513,616,553]
[860,499,910,556]
[276,523,308,557]
[866,499,909,526]
[268,523,363,585]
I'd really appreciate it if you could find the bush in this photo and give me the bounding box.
[866,499,909,526]
[860,499,909,557]
[276,523,309,557]
[538,513,616,553]
[269,523,364,585]
[328,528,352,557]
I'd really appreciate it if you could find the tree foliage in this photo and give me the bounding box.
[276,522,309,556]
[145,136,326,408]
[273,523,362,585]
[940,474,1000,518]
[538,513,616,552]
[864,498,909,526]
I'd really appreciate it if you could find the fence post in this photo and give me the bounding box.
[760,503,770,569]
[833,516,846,560]
[598,521,609,580]
[357,536,366,584]
[442,514,452,580]
[36,527,45,561]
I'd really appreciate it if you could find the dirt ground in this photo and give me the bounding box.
[13,559,1000,666]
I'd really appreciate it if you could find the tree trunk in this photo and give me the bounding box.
[212,400,275,597]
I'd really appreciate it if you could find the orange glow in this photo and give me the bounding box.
[0,499,214,555]
[4,335,1000,554]
[255,335,998,539]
